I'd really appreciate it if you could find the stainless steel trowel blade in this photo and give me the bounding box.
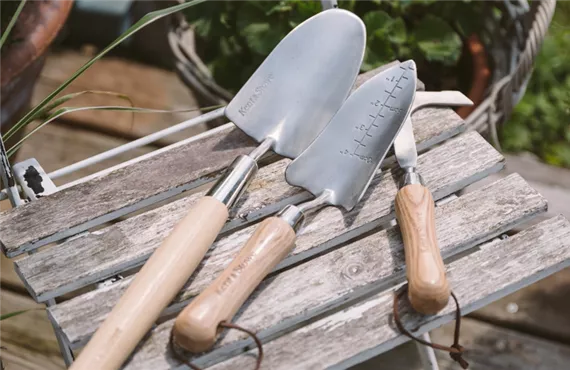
[285,61,417,211]
[225,9,366,159]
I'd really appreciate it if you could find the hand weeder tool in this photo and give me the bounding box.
[393,91,473,314]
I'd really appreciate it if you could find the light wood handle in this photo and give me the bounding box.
[395,184,450,314]
[70,196,228,370]
[172,216,296,353]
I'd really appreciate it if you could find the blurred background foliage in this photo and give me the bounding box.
[500,2,570,168]
[185,0,569,168]
[184,0,482,93]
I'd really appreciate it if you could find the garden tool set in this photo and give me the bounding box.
[71,9,365,370]
[73,8,475,369]
[172,61,417,352]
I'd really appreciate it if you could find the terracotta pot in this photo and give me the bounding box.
[1,0,73,149]
[457,34,491,119]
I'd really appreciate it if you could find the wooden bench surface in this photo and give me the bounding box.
[3,64,570,370]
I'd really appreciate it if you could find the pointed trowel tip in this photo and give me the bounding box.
[400,59,417,73]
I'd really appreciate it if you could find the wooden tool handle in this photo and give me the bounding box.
[395,184,450,314]
[70,196,228,370]
[172,216,296,353]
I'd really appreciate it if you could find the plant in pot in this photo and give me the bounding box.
[180,0,493,112]
[1,0,74,149]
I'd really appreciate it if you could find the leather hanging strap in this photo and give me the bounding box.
[393,286,468,369]
[170,321,264,370]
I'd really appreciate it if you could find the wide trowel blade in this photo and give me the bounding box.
[225,9,366,159]
[286,61,417,211]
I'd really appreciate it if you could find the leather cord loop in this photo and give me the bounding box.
[170,321,263,370]
[393,286,468,369]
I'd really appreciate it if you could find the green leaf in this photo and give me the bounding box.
[388,17,407,44]
[4,0,207,142]
[544,143,570,167]
[7,104,221,157]
[0,0,26,50]
[1,308,41,320]
[362,42,394,72]
[363,10,393,37]
[501,123,533,152]
[241,23,282,55]
[192,18,212,38]
[414,15,462,65]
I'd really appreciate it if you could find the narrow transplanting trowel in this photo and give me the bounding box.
[393,91,473,314]
[71,9,365,370]
[173,61,417,353]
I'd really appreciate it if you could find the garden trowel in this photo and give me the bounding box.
[71,9,365,370]
[173,61,417,353]
[393,91,473,314]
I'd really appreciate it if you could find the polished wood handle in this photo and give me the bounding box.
[395,184,450,314]
[172,216,296,353]
[70,196,228,370]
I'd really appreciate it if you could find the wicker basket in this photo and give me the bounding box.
[169,0,557,142]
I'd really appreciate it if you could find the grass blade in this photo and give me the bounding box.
[0,308,42,321]
[4,0,207,140]
[6,104,222,157]
[0,0,27,50]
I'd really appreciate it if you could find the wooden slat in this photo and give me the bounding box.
[111,174,545,369]
[204,215,570,370]
[49,170,535,354]
[0,65,435,257]
[16,109,468,302]
[0,125,256,257]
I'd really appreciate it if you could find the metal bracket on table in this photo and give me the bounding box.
[13,158,58,201]
[96,274,124,289]
[416,333,440,370]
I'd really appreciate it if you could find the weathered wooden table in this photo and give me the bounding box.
[2,66,570,369]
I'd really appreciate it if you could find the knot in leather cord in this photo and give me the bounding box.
[449,344,468,369]
[393,286,469,369]
[170,321,263,370]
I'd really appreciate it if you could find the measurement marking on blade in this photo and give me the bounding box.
[341,67,412,163]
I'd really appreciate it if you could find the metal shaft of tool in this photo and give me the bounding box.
[275,190,332,230]
[207,137,274,208]
[416,333,440,370]
[400,167,425,188]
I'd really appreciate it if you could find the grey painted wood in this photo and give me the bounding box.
[50,171,538,354]
[0,125,255,257]
[204,215,570,370]
[117,174,546,370]
[17,111,470,303]
[355,317,570,370]
[0,64,428,258]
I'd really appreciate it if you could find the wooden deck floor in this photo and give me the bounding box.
[1,49,569,369]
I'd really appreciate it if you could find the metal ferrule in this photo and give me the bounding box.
[207,155,258,208]
[400,167,424,188]
[276,204,305,230]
